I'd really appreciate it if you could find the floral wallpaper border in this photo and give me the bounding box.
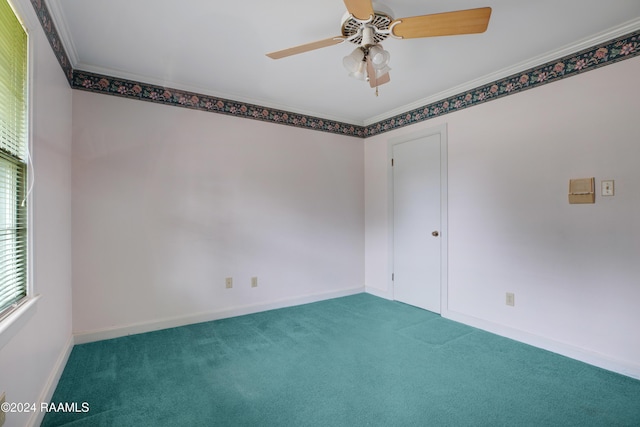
[363,30,640,137]
[71,71,367,137]
[29,0,73,83]
[29,0,639,138]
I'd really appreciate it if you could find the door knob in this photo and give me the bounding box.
[432,231,439,237]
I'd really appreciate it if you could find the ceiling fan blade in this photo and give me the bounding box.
[376,72,390,86]
[266,36,346,59]
[367,58,390,89]
[343,0,374,20]
[391,7,492,39]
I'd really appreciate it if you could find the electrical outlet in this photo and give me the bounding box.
[0,392,6,426]
[225,277,233,289]
[506,292,515,307]
[251,277,258,288]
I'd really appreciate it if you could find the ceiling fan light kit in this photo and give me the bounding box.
[266,0,491,93]
[351,61,368,81]
[342,45,390,75]
[368,45,390,68]
[343,47,365,74]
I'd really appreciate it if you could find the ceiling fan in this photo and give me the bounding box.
[266,0,491,92]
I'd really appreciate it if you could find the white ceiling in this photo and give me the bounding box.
[47,0,640,125]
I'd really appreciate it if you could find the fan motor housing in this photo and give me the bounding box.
[341,11,392,45]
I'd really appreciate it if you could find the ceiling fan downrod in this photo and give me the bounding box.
[361,25,376,47]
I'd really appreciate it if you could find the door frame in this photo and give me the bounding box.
[387,124,449,314]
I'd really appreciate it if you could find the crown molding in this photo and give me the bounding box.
[44,0,78,67]
[72,61,364,127]
[28,0,73,82]
[72,69,367,137]
[363,17,640,126]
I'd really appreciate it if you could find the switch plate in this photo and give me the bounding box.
[601,180,614,196]
[251,277,258,288]
[225,277,233,289]
[506,292,515,307]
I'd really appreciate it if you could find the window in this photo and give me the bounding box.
[0,0,28,318]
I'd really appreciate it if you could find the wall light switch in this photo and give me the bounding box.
[601,180,614,196]
[225,277,233,289]
[251,277,258,288]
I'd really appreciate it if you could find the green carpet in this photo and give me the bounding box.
[43,294,640,426]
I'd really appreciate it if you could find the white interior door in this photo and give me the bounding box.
[392,133,442,313]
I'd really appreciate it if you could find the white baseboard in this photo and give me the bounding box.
[364,286,392,300]
[443,309,640,380]
[27,334,74,427]
[74,286,365,344]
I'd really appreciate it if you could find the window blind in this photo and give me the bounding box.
[0,0,28,315]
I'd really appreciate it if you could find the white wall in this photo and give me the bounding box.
[0,5,636,425]
[0,0,73,426]
[365,56,640,377]
[72,91,364,336]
